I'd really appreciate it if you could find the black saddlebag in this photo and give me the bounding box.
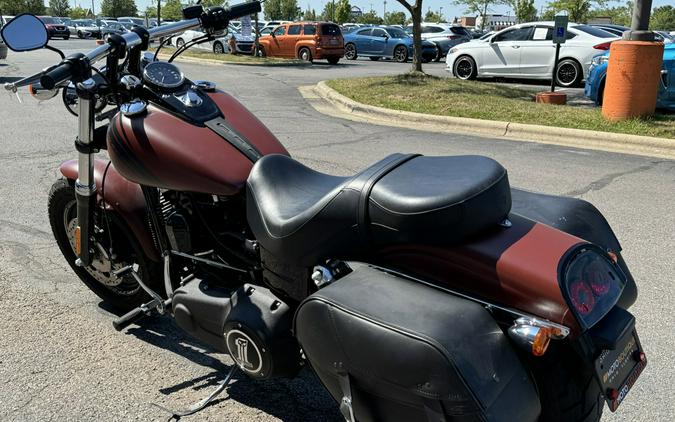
[294,263,540,422]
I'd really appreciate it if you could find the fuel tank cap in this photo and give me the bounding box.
[175,90,203,108]
[120,100,147,117]
[193,80,216,91]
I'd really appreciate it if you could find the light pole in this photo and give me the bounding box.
[91,0,95,17]
[439,6,443,22]
[383,0,387,18]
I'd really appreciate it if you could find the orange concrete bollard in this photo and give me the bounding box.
[535,92,567,105]
[602,41,664,121]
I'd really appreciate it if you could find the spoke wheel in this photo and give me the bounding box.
[175,38,185,48]
[213,42,224,54]
[299,47,312,62]
[556,59,582,87]
[394,45,408,63]
[454,56,476,80]
[345,43,357,60]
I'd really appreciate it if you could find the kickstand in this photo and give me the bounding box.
[152,365,239,419]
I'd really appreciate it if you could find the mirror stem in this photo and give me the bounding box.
[45,45,65,59]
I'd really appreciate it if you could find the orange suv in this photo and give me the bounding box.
[258,22,344,64]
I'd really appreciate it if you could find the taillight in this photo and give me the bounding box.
[315,36,322,46]
[594,42,612,50]
[447,35,459,40]
[560,245,626,329]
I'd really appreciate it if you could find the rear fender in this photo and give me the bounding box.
[59,159,160,261]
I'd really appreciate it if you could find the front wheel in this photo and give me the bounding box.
[434,45,443,62]
[77,31,83,39]
[556,59,582,87]
[213,41,225,54]
[453,55,477,80]
[48,179,160,311]
[175,37,185,48]
[344,43,357,60]
[393,45,408,63]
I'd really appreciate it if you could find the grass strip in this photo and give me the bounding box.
[326,74,675,140]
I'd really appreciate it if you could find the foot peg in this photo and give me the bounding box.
[112,263,171,331]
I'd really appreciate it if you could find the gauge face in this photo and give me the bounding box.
[142,61,185,89]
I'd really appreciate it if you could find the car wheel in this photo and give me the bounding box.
[64,35,69,40]
[257,45,266,57]
[556,59,582,87]
[369,56,381,61]
[298,47,312,62]
[213,41,224,54]
[434,45,443,62]
[345,43,357,60]
[327,57,340,65]
[453,55,477,80]
[597,79,606,106]
[175,38,185,48]
[393,45,408,63]
[77,31,83,39]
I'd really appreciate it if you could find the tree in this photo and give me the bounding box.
[384,11,407,25]
[355,10,383,25]
[424,10,445,22]
[265,0,299,20]
[516,0,537,23]
[544,0,607,23]
[320,2,335,21]
[49,0,70,16]
[100,0,138,18]
[335,0,351,24]
[69,6,89,19]
[453,0,501,30]
[303,8,318,21]
[395,1,424,73]
[649,5,675,31]
[588,2,632,26]
[160,0,183,20]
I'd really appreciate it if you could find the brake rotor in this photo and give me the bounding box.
[66,218,127,287]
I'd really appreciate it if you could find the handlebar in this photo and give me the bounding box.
[6,1,262,91]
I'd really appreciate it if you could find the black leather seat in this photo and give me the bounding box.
[246,154,511,266]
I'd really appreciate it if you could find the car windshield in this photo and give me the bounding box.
[40,17,60,24]
[386,27,409,38]
[574,25,616,38]
[78,20,94,26]
[451,27,471,37]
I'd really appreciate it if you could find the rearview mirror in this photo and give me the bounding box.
[1,14,49,52]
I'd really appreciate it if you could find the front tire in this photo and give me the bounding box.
[344,43,357,60]
[48,179,160,311]
[393,45,408,63]
[453,55,477,80]
[77,31,83,39]
[556,58,582,87]
[175,37,185,48]
[298,47,312,62]
[213,41,225,54]
[434,45,443,62]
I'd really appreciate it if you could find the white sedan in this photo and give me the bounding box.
[446,22,619,87]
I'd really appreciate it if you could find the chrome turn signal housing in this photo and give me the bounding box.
[508,317,570,356]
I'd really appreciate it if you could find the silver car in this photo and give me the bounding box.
[406,23,472,61]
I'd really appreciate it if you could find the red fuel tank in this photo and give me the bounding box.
[107,91,289,196]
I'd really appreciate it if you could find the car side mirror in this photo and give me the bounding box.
[1,14,49,52]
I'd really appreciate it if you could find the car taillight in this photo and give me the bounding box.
[593,42,612,50]
[447,35,459,40]
[315,36,322,46]
[560,245,626,329]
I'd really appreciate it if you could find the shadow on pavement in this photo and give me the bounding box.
[119,313,342,422]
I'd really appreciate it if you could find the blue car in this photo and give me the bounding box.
[585,43,675,110]
[343,26,437,63]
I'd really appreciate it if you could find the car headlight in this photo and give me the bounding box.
[448,48,458,55]
[591,55,609,66]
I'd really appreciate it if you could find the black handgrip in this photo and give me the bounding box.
[225,1,262,20]
[40,61,74,90]
[112,307,145,331]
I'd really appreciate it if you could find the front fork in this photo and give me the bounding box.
[74,78,97,267]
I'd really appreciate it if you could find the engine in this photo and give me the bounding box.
[172,277,303,379]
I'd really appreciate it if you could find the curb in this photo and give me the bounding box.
[157,53,311,67]
[311,81,675,160]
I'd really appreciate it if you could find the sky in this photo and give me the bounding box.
[71,0,673,21]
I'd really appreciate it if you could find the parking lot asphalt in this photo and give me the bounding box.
[0,39,672,421]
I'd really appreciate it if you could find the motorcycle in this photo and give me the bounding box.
[1,4,646,421]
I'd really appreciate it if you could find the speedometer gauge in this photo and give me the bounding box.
[142,61,185,89]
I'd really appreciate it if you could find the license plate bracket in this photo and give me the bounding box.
[594,329,646,411]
